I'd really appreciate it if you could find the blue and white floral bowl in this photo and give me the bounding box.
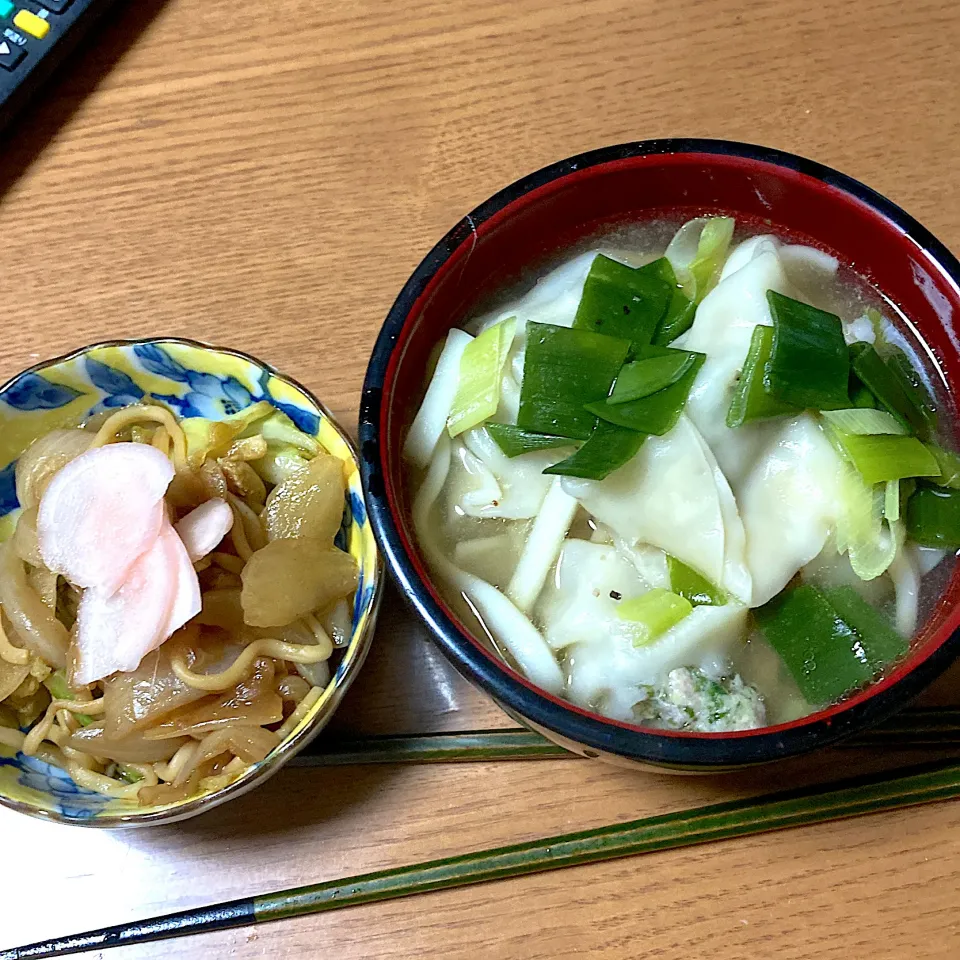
[0,339,382,826]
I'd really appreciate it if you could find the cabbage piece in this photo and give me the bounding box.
[505,479,578,613]
[67,722,189,763]
[560,415,734,593]
[144,657,283,740]
[414,434,563,694]
[446,427,566,520]
[403,329,473,469]
[737,414,845,605]
[250,411,320,456]
[252,446,310,486]
[181,401,274,467]
[101,639,228,739]
[888,540,919,636]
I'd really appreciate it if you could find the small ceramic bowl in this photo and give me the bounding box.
[360,138,960,772]
[0,338,382,825]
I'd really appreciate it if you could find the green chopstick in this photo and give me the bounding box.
[8,756,960,959]
[295,708,960,766]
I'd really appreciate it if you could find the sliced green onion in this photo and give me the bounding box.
[447,317,516,437]
[866,307,886,346]
[542,420,644,481]
[607,353,695,404]
[726,324,801,428]
[765,291,850,410]
[586,345,705,436]
[906,486,960,549]
[835,462,897,580]
[926,445,960,489]
[616,587,693,647]
[831,431,940,485]
[886,349,938,435]
[485,423,571,458]
[118,765,145,784]
[848,342,928,436]
[822,586,909,658]
[43,671,93,726]
[572,255,672,346]
[754,583,900,704]
[665,217,736,302]
[667,556,726,606]
[821,408,910,436]
[885,479,901,523]
[518,321,631,440]
[850,383,878,409]
[638,258,698,346]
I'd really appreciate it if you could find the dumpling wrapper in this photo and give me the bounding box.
[561,415,749,602]
[737,414,844,607]
[39,443,174,594]
[471,251,598,338]
[536,539,660,650]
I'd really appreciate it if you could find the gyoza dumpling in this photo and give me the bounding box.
[560,415,750,601]
[683,242,796,487]
[737,413,844,606]
[564,604,750,721]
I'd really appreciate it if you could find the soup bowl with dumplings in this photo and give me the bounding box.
[360,138,960,771]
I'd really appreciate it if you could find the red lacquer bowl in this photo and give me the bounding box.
[359,140,960,770]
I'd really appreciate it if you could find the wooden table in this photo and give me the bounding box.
[2,0,960,956]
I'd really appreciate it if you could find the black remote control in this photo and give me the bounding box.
[0,0,121,135]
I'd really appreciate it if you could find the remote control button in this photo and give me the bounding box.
[0,37,24,69]
[37,0,72,11]
[0,1,13,19]
[13,9,49,39]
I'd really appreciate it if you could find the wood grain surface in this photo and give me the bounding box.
[2,0,960,956]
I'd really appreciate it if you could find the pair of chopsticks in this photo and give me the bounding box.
[5,710,960,959]
[293,707,960,766]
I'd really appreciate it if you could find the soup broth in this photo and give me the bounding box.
[404,218,958,732]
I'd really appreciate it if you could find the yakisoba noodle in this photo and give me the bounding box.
[0,400,358,804]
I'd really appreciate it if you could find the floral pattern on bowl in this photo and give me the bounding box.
[0,339,381,826]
